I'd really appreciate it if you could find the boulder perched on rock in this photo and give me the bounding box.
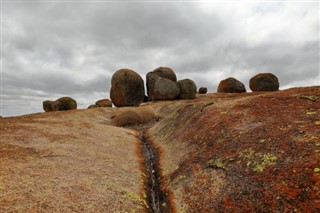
[146,67,177,100]
[198,87,207,94]
[152,77,180,100]
[177,79,197,99]
[43,97,77,112]
[95,99,112,107]
[217,77,246,93]
[110,69,145,107]
[249,73,279,92]
[152,67,177,82]
[87,104,99,109]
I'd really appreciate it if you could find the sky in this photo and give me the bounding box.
[1,0,319,117]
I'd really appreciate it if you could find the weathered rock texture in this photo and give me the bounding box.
[249,73,280,92]
[110,69,145,107]
[152,78,180,100]
[217,77,246,93]
[198,87,207,94]
[177,79,197,99]
[95,99,112,107]
[43,97,77,112]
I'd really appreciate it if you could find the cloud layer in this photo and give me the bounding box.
[2,1,319,116]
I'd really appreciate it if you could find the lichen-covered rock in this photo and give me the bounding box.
[110,69,145,107]
[43,97,77,112]
[198,87,207,94]
[95,99,112,107]
[217,77,246,93]
[249,73,280,92]
[177,79,197,99]
[87,104,99,109]
[152,77,180,100]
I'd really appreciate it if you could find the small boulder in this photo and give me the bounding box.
[152,77,180,100]
[87,104,99,109]
[177,79,197,99]
[43,97,77,112]
[110,69,145,107]
[95,99,112,107]
[249,73,279,92]
[198,87,207,94]
[217,77,246,93]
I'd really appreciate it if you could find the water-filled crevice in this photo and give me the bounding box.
[139,131,173,213]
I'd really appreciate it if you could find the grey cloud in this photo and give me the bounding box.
[2,2,319,116]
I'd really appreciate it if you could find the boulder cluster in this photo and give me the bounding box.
[217,73,279,93]
[42,71,280,112]
[110,67,197,107]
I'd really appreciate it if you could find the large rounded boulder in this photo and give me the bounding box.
[43,97,77,112]
[249,73,279,92]
[177,79,197,99]
[217,77,246,93]
[110,69,145,107]
[152,77,180,100]
[146,67,177,100]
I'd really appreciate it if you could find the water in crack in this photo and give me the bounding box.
[140,132,170,213]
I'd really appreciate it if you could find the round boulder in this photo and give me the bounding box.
[249,73,279,92]
[43,97,77,112]
[95,99,112,107]
[152,67,177,82]
[152,77,180,100]
[177,79,197,99]
[198,87,207,94]
[217,77,246,93]
[110,69,145,107]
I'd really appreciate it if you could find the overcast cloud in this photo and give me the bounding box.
[1,1,319,117]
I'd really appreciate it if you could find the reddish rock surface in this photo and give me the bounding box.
[1,86,319,212]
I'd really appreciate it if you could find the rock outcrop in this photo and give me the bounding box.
[152,77,180,100]
[217,77,246,93]
[110,69,145,107]
[249,73,279,92]
[177,79,197,99]
[43,97,77,112]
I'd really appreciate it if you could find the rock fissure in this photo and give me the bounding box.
[139,131,173,213]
